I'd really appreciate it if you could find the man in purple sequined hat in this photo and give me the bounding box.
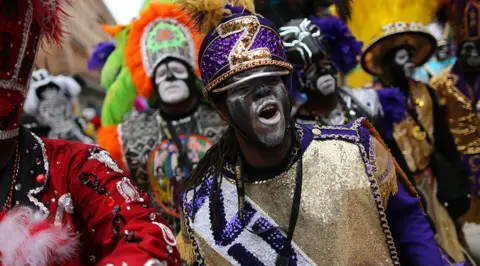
[176,0,446,265]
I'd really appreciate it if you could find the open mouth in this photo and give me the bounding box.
[257,101,281,125]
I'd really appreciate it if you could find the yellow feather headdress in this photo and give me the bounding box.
[178,0,255,34]
[348,0,440,77]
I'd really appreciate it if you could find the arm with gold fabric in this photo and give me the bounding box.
[367,132,444,265]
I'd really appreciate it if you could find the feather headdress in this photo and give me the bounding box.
[348,0,439,76]
[179,0,256,34]
[99,1,204,127]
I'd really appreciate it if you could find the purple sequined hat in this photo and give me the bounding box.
[192,4,293,95]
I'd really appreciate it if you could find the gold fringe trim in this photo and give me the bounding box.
[176,232,195,265]
[361,119,419,198]
[379,174,399,210]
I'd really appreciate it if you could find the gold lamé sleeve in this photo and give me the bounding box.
[372,136,398,209]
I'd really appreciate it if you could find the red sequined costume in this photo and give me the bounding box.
[0,1,180,265]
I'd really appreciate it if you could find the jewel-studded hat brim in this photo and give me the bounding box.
[203,59,293,97]
[360,30,437,77]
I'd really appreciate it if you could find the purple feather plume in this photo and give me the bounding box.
[87,42,116,71]
[377,88,407,140]
[309,15,363,75]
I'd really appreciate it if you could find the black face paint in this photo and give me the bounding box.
[225,74,291,149]
[458,40,480,70]
[381,45,416,83]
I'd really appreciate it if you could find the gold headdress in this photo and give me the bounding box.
[348,0,439,76]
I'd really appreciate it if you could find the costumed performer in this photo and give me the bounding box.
[23,69,94,144]
[97,1,228,234]
[175,0,446,265]
[348,0,472,262]
[414,22,456,84]
[280,16,405,130]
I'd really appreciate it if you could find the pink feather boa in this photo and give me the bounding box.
[0,207,78,266]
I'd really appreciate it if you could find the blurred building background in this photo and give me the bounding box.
[34,0,116,110]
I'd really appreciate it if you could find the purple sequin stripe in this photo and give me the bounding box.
[209,185,257,246]
[184,178,213,217]
[228,244,266,266]
[200,26,286,86]
[251,217,298,265]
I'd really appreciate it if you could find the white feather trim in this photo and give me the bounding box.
[53,75,82,98]
[0,207,78,266]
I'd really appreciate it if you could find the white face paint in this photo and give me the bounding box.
[155,61,190,104]
[315,74,336,95]
[395,48,415,78]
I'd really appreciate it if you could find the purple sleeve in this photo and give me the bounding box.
[386,180,444,265]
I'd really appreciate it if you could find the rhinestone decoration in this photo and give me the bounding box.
[88,148,124,174]
[200,16,289,89]
[54,193,74,226]
[153,221,176,246]
[116,177,144,203]
[149,213,156,220]
[14,184,21,191]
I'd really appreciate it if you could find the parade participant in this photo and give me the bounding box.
[0,0,180,265]
[175,0,447,265]
[23,69,94,144]
[97,1,227,234]
[280,17,405,129]
[430,0,480,226]
[348,0,471,262]
[414,22,456,84]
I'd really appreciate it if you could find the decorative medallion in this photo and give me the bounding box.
[88,148,124,174]
[116,177,144,203]
[147,134,213,218]
[152,221,176,247]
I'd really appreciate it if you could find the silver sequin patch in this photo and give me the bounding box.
[54,193,74,226]
[88,149,124,174]
[116,177,144,203]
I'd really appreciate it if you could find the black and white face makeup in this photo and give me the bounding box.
[224,71,291,148]
[382,45,416,83]
[459,40,480,69]
[436,44,450,61]
[154,60,190,104]
[394,48,416,78]
[304,61,337,95]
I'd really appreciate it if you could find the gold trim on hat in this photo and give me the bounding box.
[203,59,292,97]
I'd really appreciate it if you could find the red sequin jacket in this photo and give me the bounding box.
[0,129,180,266]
